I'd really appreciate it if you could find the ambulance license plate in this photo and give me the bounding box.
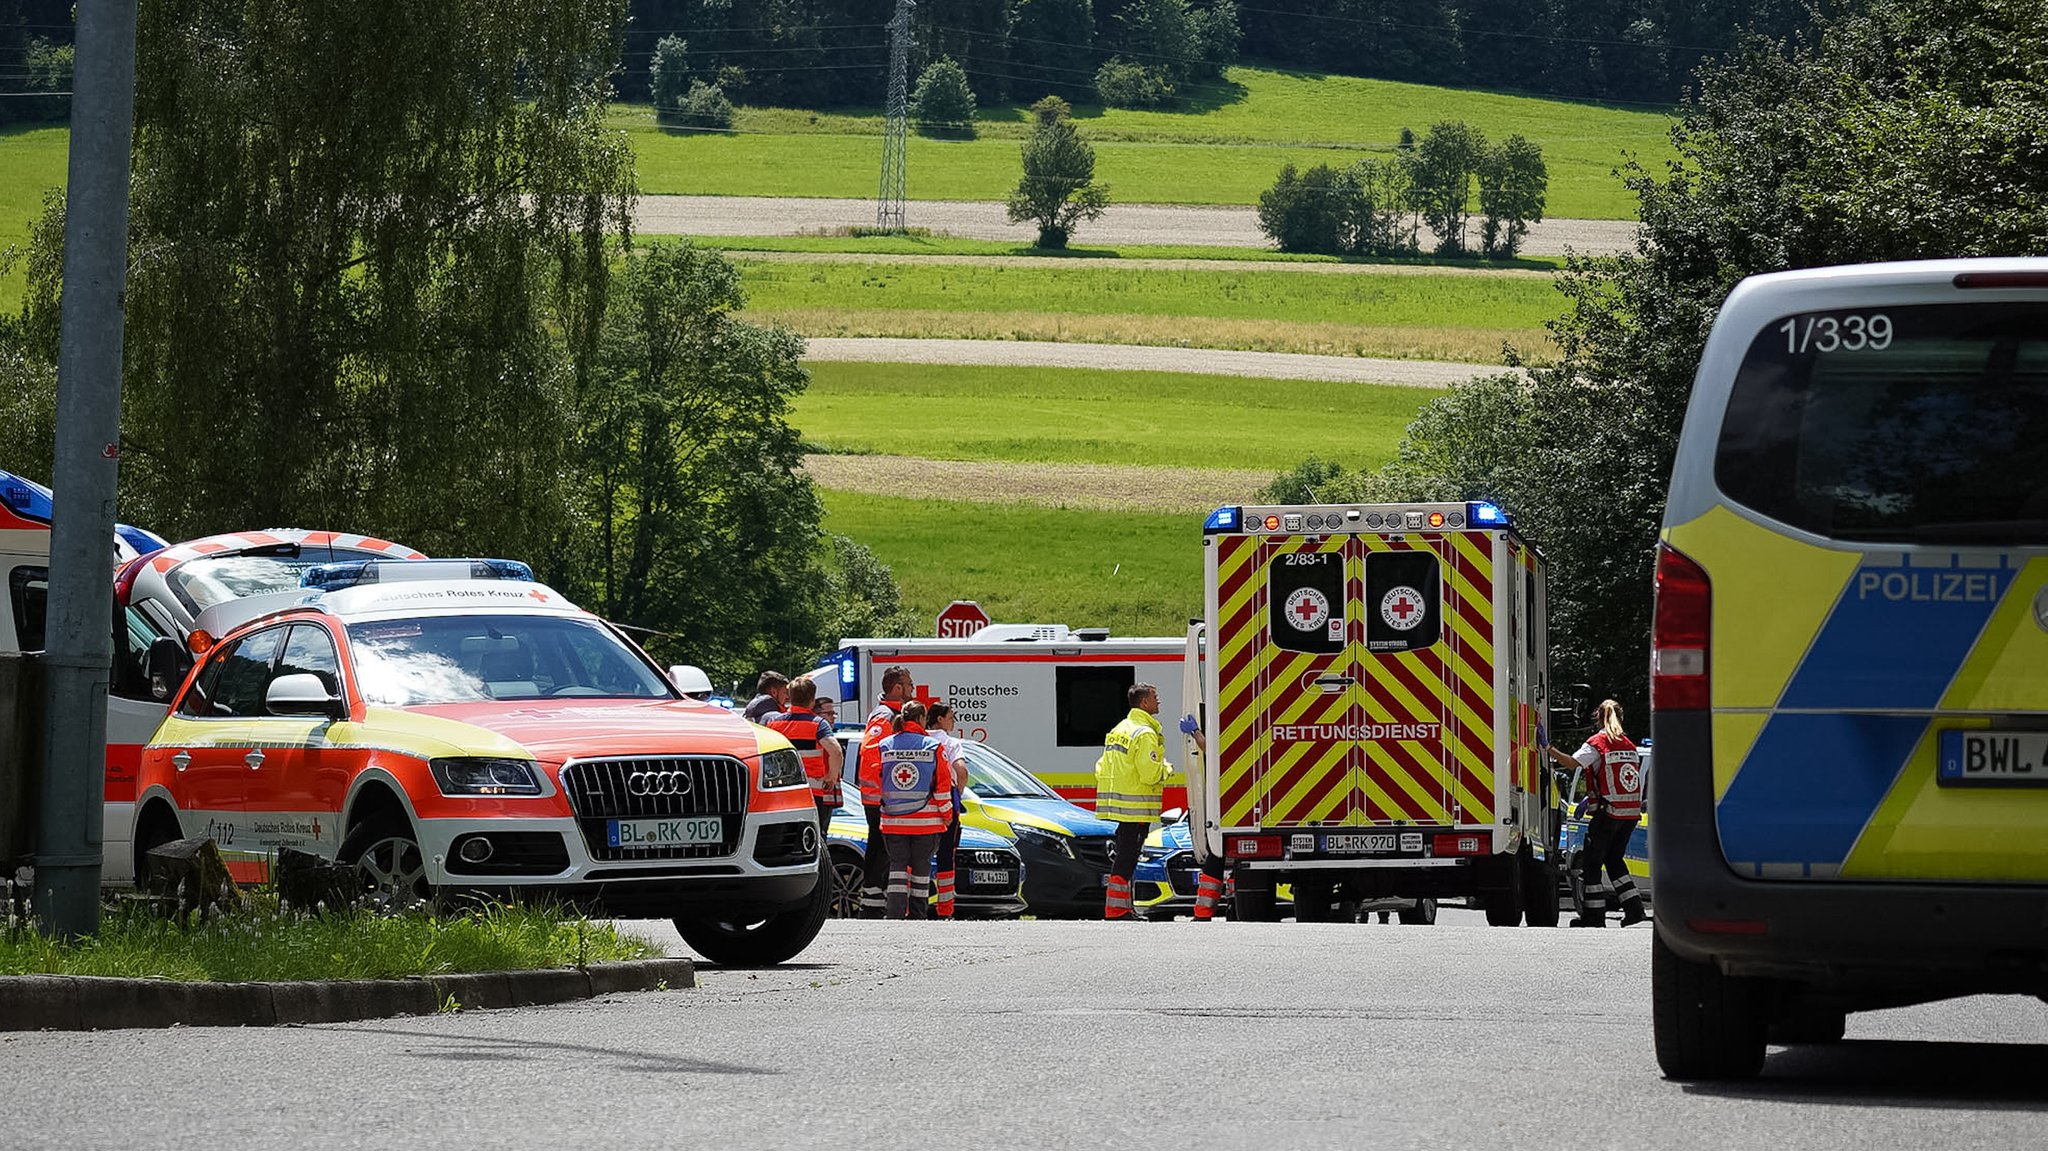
[1324,833,1400,854]
[969,869,1011,887]
[607,816,724,847]
[1938,730,2048,787]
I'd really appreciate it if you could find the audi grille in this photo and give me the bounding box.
[560,756,748,861]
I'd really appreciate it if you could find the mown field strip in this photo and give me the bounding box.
[732,248,1555,279]
[802,338,1497,388]
[804,454,1271,513]
[820,489,1200,636]
[794,362,1437,472]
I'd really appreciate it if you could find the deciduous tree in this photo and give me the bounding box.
[1006,96,1111,248]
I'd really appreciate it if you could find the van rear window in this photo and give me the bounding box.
[1715,302,2048,545]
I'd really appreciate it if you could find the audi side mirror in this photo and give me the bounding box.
[267,673,346,721]
[145,636,192,701]
[1159,806,1187,825]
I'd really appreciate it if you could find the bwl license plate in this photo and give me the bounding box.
[1324,833,1399,854]
[607,816,724,847]
[1938,730,2048,787]
[969,869,1012,887]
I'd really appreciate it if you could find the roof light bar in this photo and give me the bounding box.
[302,557,535,593]
[1467,501,1509,526]
[1203,506,1242,534]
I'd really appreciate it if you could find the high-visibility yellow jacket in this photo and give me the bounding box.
[1094,708,1173,824]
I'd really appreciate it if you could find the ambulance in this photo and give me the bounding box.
[0,472,424,883]
[1187,500,1561,925]
[1651,260,2048,1079]
[812,625,1190,809]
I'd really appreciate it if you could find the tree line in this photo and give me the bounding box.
[0,0,918,687]
[618,0,1821,113]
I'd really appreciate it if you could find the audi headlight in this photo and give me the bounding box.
[759,748,806,790]
[429,757,541,797]
[1013,825,1074,859]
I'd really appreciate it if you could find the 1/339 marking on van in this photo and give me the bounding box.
[1777,312,1893,353]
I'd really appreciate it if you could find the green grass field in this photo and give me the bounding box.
[742,257,1558,360]
[686,232,1567,270]
[0,125,65,310]
[624,66,1671,218]
[822,489,1200,636]
[797,362,1434,471]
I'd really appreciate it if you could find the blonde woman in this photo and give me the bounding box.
[1547,699,1648,927]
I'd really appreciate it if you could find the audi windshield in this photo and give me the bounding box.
[346,614,672,706]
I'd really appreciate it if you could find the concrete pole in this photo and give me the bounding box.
[35,0,140,938]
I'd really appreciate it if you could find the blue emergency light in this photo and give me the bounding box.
[302,557,535,592]
[1466,501,1509,526]
[1203,506,1242,534]
[0,469,55,524]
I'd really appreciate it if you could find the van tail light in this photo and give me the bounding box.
[1230,835,1283,860]
[1431,833,1487,857]
[1652,543,1710,711]
[113,554,149,605]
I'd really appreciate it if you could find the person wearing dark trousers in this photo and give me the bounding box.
[856,665,913,918]
[877,700,954,919]
[926,703,966,919]
[1094,683,1187,920]
[1548,698,1648,927]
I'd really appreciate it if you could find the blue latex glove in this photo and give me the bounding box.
[1177,714,1200,735]
[1536,722,1549,749]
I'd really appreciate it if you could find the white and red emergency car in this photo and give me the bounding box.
[0,477,426,884]
[812,625,1189,809]
[1187,501,1561,924]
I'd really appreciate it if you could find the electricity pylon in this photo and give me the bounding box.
[877,0,914,231]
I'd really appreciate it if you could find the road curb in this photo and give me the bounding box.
[0,958,695,1031]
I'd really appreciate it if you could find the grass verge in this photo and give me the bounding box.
[797,361,1435,471]
[741,259,1557,362]
[821,489,1203,636]
[0,901,662,982]
[685,233,1567,271]
[0,124,65,311]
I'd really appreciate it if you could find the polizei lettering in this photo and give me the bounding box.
[1856,570,1999,603]
[1270,722,1444,742]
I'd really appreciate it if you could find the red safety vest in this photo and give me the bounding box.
[1586,732,1644,820]
[763,708,835,805]
[857,699,902,804]
[878,723,953,835]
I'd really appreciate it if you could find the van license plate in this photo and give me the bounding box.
[1324,833,1399,853]
[607,817,724,847]
[1938,731,2048,787]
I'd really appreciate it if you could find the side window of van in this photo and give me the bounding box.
[7,565,47,651]
[1055,665,1136,748]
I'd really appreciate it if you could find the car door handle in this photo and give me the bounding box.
[172,751,191,772]
[244,750,265,770]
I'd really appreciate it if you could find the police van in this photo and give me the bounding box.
[1651,260,2048,1079]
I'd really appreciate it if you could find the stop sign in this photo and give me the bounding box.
[935,600,991,639]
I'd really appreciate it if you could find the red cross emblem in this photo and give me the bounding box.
[1379,585,1424,631]
[912,683,943,708]
[891,763,919,789]
[527,589,549,602]
[1282,588,1330,632]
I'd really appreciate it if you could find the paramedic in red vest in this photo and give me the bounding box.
[765,677,842,831]
[1547,698,1648,927]
[878,700,955,919]
[1095,682,1178,920]
[856,665,914,918]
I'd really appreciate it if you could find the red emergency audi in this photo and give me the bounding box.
[132,559,830,965]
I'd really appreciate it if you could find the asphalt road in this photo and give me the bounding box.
[4,914,2044,1150]
[637,195,1640,257]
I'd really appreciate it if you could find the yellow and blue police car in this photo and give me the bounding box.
[1650,259,2048,1079]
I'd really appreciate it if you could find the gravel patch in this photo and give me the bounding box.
[803,453,1275,512]
[803,337,1514,387]
[637,195,1639,257]
[729,249,1555,279]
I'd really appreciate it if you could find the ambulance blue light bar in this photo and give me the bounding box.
[1467,501,1509,527]
[302,558,535,592]
[1203,506,1243,534]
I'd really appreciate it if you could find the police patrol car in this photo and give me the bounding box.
[1651,259,2048,1078]
[131,559,829,965]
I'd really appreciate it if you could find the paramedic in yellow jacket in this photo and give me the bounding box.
[1097,682,1179,920]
